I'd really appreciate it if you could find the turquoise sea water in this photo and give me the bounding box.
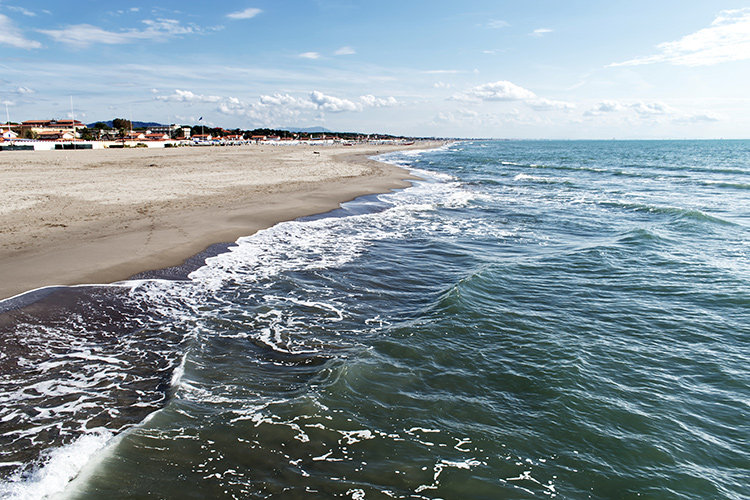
[2,140,750,499]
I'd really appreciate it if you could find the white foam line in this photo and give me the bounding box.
[0,279,181,314]
[0,429,115,500]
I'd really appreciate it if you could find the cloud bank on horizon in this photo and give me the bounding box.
[0,1,748,139]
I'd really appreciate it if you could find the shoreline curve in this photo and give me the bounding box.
[0,143,438,302]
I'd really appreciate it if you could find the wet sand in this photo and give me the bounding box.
[0,143,431,301]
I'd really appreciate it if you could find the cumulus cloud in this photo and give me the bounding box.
[37,18,204,48]
[156,89,222,103]
[0,14,42,49]
[526,98,576,111]
[359,94,398,108]
[630,101,722,123]
[226,8,262,20]
[299,51,321,59]
[630,101,675,116]
[259,93,316,110]
[451,80,537,102]
[582,99,724,124]
[433,81,453,89]
[310,91,360,112]
[155,88,397,127]
[584,100,624,116]
[450,80,576,115]
[610,8,750,66]
[674,111,722,123]
[13,86,35,94]
[334,46,356,55]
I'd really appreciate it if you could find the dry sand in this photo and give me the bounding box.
[0,143,433,301]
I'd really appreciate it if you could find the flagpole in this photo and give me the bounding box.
[5,103,11,143]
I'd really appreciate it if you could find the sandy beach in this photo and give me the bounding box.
[0,143,431,301]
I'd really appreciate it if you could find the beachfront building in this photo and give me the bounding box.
[144,133,170,141]
[37,131,75,141]
[147,124,183,138]
[123,132,146,141]
[20,119,86,139]
[192,134,212,143]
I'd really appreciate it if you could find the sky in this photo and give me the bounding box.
[1,0,749,139]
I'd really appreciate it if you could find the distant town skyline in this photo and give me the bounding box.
[1,1,749,139]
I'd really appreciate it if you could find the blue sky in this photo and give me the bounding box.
[1,1,749,138]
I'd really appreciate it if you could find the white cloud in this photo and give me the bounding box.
[0,14,42,49]
[156,89,223,103]
[227,8,262,20]
[526,98,576,111]
[451,80,537,102]
[674,111,723,123]
[6,6,37,17]
[258,93,316,110]
[433,81,453,89]
[38,24,147,47]
[584,100,624,116]
[141,18,200,35]
[299,51,322,59]
[630,102,722,123]
[310,91,361,112]
[531,28,553,36]
[216,90,394,125]
[630,101,674,115]
[13,86,35,94]
[152,88,398,128]
[359,95,398,108]
[450,80,575,114]
[457,108,479,118]
[37,18,204,48]
[581,99,723,124]
[258,92,396,114]
[334,46,356,55]
[486,20,510,29]
[610,8,750,66]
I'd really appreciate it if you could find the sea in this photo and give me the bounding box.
[1,140,749,500]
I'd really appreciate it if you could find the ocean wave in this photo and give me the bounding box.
[0,429,115,500]
[0,285,187,485]
[701,180,750,191]
[600,201,736,226]
[514,173,565,184]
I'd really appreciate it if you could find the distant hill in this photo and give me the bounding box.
[87,120,165,129]
[284,126,332,133]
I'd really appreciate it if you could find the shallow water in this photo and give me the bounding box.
[2,140,749,499]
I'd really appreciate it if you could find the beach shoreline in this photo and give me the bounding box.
[0,143,436,302]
